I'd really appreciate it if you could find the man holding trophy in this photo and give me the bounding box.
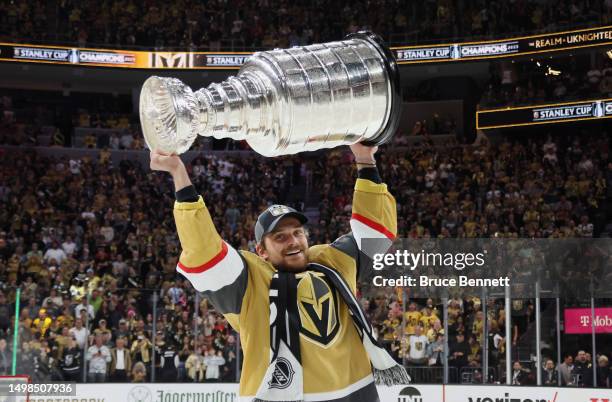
[144,32,408,401]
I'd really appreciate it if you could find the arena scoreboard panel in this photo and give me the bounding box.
[477,99,612,130]
[394,25,612,63]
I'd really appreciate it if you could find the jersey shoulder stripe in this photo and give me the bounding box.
[178,240,228,273]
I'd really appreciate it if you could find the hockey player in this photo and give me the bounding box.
[150,143,408,401]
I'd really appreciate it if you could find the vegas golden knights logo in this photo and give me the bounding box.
[297,272,340,347]
[150,52,193,68]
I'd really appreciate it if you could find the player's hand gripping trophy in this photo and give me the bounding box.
[139,32,401,156]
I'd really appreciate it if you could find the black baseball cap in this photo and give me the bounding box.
[255,205,308,243]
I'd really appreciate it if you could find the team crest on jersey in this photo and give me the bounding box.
[268,205,291,216]
[268,357,294,389]
[296,272,341,347]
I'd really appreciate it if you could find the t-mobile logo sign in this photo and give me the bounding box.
[565,308,612,334]
[579,315,612,327]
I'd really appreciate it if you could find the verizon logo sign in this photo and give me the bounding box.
[467,391,557,402]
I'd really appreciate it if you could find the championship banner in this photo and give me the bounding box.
[0,43,249,69]
[477,98,612,130]
[3,25,612,69]
[393,25,612,63]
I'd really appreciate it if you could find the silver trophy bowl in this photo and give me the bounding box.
[139,32,401,157]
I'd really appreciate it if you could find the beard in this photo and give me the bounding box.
[273,261,308,272]
[272,254,309,272]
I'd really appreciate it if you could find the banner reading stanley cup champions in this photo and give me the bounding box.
[394,25,612,63]
[0,44,145,67]
[477,98,612,129]
[0,43,250,69]
[2,25,612,69]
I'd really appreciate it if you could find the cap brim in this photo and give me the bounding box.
[266,212,308,235]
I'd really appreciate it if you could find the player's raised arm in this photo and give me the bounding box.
[327,144,397,281]
[348,143,397,256]
[150,150,247,318]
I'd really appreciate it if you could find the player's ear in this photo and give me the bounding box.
[255,242,268,260]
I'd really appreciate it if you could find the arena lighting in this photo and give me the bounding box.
[477,98,612,129]
[546,67,561,76]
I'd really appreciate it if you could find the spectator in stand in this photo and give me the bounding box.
[407,325,429,365]
[74,297,95,322]
[86,333,111,382]
[511,361,531,385]
[203,349,225,382]
[32,308,52,339]
[596,355,610,388]
[542,359,559,386]
[185,347,205,382]
[61,236,77,256]
[559,353,575,386]
[574,350,594,387]
[426,333,445,367]
[489,321,505,368]
[404,302,422,336]
[44,241,67,265]
[42,289,63,313]
[159,342,179,382]
[0,293,11,336]
[69,318,88,350]
[60,336,82,382]
[449,332,469,382]
[426,319,443,343]
[93,318,112,347]
[131,361,147,383]
[110,336,131,382]
[0,338,10,375]
[131,333,153,374]
[167,281,184,306]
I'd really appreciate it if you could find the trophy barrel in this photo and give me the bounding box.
[240,31,401,156]
[346,32,401,147]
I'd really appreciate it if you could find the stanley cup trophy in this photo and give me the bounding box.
[139,32,401,157]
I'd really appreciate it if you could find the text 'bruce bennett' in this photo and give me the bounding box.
[372,275,511,288]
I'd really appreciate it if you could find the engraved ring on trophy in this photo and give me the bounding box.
[139,32,401,156]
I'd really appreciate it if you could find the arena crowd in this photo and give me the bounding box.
[0,0,609,50]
